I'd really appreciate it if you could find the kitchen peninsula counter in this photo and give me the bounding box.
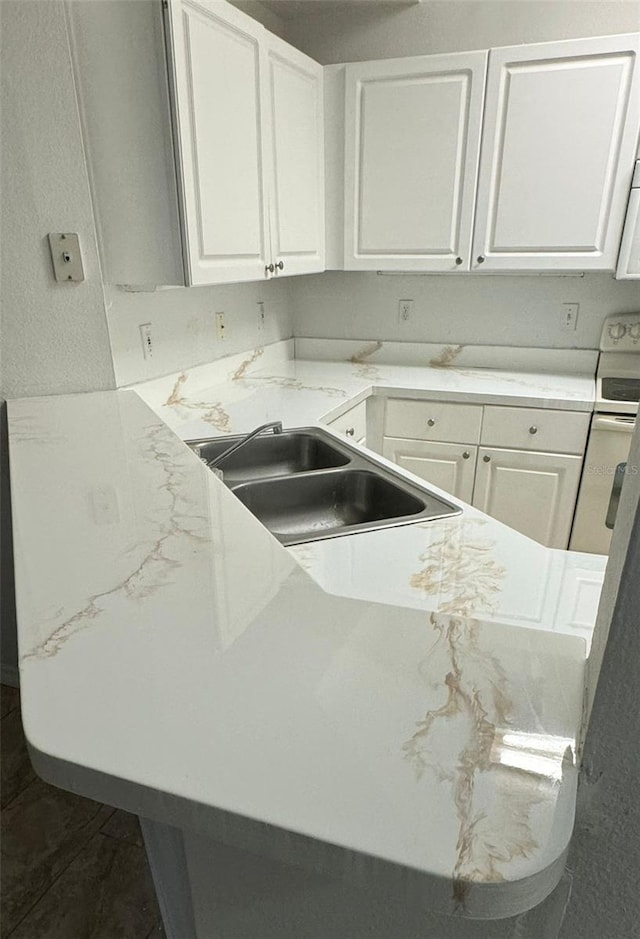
[8,339,605,931]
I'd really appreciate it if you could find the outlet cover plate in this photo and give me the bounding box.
[48,233,85,282]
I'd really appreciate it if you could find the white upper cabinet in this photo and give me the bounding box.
[616,160,640,279]
[344,52,488,271]
[166,0,270,285]
[68,0,324,287]
[264,34,325,277]
[166,0,324,284]
[473,34,640,271]
[340,33,640,273]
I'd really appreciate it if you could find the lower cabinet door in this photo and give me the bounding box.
[328,401,367,445]
[472,447,583,548]
[382,437,476,501]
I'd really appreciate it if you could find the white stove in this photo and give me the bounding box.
[571,313,640,554]
[595,312,640,415]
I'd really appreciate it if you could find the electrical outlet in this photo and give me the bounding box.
[257,301,265,333]
[398,299,413,323]
[139,323,153,359]
[215,311,226,340]
[561,302,580,331]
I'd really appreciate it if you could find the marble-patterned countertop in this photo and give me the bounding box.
[134,339,596,443]
[8,339,604,920]
[134,338,602,649]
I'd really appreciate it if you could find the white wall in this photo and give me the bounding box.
[283,0,640,64]
[291,271,640,349]
[106,280,294,386]
[0,0,115,399]
[230,0,288,37]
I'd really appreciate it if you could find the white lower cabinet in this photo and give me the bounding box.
[472,447,583,549]
[381,397,589,548]
[382,437,477,502]
[326,400,367,445]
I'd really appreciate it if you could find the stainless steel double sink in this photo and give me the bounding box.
[186,426,461,546]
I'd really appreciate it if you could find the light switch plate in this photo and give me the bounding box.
[48,232,85,282]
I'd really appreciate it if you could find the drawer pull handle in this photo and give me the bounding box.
[427,418,436,427]
[477,255,485,264]
[345,427,355,437]
[529,425,538,435]
[462,451,470,459]
[455,257,463,266]
[276,260,284,271]
[265,263,275,274]
[483,454,491,463]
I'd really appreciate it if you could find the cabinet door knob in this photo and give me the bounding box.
[345,427,355,437]
[477,255,485,264]
[483,454,491,462]
[462,451,470,459]
[427,418,436,427]
[455,257,463,266]
[529,425,538,435]
[276,260,284,271]
[265,263,275,274]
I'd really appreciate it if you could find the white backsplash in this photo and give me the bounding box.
[294,338,598,375]
[106,277,294,387]
[290,272,640,350]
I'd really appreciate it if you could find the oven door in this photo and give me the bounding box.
[570,413,636,555]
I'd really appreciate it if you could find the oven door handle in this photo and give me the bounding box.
[593,415,636,433]
[606,462,628,530]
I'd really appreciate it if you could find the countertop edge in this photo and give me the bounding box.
[24,730,573,921]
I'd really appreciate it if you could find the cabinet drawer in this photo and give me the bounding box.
[328,400,367,442]
[480,406,590,455]
[384,399,483,444]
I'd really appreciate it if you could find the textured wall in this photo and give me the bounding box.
[0,0,115,399]
[0,0,117,680]
[0,402,17,685]
[230,0,288,37]
[291,271,640,350]
[283,0,640,64]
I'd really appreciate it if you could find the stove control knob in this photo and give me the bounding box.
[628,322,640,341]
[608,323,628,341]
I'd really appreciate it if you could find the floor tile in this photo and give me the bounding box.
[100,808,144,847]
[146,923,167,939]
[1,778,114,936]
[9,831,164,939]
[0,706,36,810]
[0,687,165,937]
[1,683,19,719]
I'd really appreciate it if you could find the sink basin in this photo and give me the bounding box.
[187,425,461,545]
[233,469,428,542]
[187,431,349,485]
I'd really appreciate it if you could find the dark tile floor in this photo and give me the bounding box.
[1,684,165,939]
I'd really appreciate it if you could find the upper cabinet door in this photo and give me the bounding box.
[616,161,640,279]
[166,0,270,285]
[472,34,640,272]
[264,35,325,277]
[344,51,488,271]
